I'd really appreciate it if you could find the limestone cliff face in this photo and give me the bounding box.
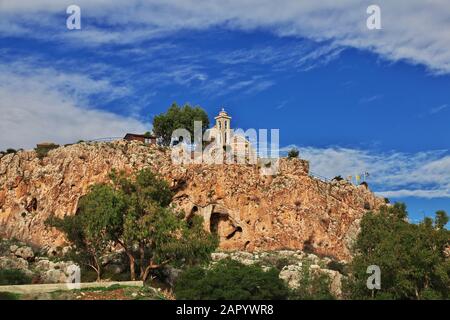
[0,141,385,261]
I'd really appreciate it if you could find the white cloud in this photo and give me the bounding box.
[1,1,450,74]
[0,62,149,150]
[377,189,450,199]
[281,145,450,199]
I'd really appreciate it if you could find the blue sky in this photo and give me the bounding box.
[0,1,449,225]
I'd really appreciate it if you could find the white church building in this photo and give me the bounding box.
[208,108,257,163]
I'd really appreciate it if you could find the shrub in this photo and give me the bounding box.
[5,148,17,154]
[287,148,299,158]
[332,175,344,181]
[174,259,290,300]
[35,143,59,159]
[359,181,368,188]
[0,269,32,285]
[290,263,335,300]
[260,255,294,271]
[0,292,21,300]
[326,260,347,275]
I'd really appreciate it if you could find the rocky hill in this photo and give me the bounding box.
[0,141,385,261]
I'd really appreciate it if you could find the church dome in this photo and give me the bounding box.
[218,108,228,116]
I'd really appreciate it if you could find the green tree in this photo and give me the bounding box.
[47,184,126,281]
[345,204,450,300]
[110,168,217,282]
[49,168,217,283]
[152,103,210,146]
[435,210,449,229]
[175,259,290,300]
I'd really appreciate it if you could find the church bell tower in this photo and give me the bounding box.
[214,108,231,146]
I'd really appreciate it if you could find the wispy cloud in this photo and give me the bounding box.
[359,94,383,104]
[275,100,289,110]
[281,145,450,199]
[214,42,343,72]
[430,104,448,115]
[2,1,450,74]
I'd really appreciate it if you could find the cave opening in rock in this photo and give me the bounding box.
[303,235,315,254]
[186,205,199,228]
[226,226,242,240]
[210,212,228,234]
[210,211,243,241]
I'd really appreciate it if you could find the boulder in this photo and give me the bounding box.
[279,264,303,289]
[211,252,229,261]
[41,269,68,284]
[0,255,29,271]
[13,246,34,261]
[34,259,78,284]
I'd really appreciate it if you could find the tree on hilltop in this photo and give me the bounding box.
[287,148,299,158]
[153,103,210,146]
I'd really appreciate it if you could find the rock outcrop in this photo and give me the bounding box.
[211,250,344,298]
[0,241,77,283]
[0,140,385,261]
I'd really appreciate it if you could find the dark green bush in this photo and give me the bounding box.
[0,269,32,285]
[35,143,59,159]
[326,260,347,275]
[287,148,299,158]
[0,292,21,300]
[174,259,289,300]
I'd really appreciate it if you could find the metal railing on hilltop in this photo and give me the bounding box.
[309,172,330,183]
[83,137,123,143]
